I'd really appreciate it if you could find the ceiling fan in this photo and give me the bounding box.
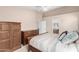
[35,6,61,12]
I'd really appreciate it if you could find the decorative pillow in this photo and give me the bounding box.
[58,31,68,41]
[61,32,79,44]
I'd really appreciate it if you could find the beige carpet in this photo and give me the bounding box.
[14,45,28,52]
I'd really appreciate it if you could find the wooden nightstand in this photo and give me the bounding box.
[27,36,34,42]
[21,30,39,45]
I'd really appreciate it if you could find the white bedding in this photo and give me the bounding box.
[29,33,78,52]
[55,41,77,52]
[29,33,59,52]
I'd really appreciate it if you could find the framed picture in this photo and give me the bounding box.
[52,18,60,34]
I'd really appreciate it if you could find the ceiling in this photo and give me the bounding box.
[30,6,62,12]
[17,6,62,12]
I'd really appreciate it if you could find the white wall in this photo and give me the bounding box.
[0,7,42,31]
[44,12,79,34]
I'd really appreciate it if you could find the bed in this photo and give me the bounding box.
[29,31,79,52]
[29,33,59,52]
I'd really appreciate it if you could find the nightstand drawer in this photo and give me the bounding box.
[24,30,38,37]
[0,31,9,40]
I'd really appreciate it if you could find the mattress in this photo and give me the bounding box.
[29,33,59,52]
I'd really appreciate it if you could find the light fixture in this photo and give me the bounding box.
[41,6,49,11]
[35,6,62,12]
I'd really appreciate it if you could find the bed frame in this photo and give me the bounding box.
[28,44,41,52]
[28,31,79,52]
[28,32,64,52]
[28,31,66,52]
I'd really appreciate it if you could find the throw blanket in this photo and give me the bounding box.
[56,31,79,52]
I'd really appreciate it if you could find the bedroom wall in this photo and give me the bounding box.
[0,6,42,31]
[43,12,79,34]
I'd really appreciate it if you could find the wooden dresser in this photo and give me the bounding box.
[21,30,39,45]
[0,22,21,52]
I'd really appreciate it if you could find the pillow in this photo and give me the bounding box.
[58,31,68,41]
[61,32,79,44]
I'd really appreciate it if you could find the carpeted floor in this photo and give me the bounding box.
[14,45,28,52]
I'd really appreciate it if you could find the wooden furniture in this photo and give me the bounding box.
[53,29,59,34]
[21,30,39,45]
[0,22,21,52]
[28,44,41,52]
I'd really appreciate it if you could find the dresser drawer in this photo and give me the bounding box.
[10,23,21,30]
[0,31,9,40]
[0,23,9,30]
[0,39,10,51]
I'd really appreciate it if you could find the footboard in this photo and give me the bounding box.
[28,44,41,52]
